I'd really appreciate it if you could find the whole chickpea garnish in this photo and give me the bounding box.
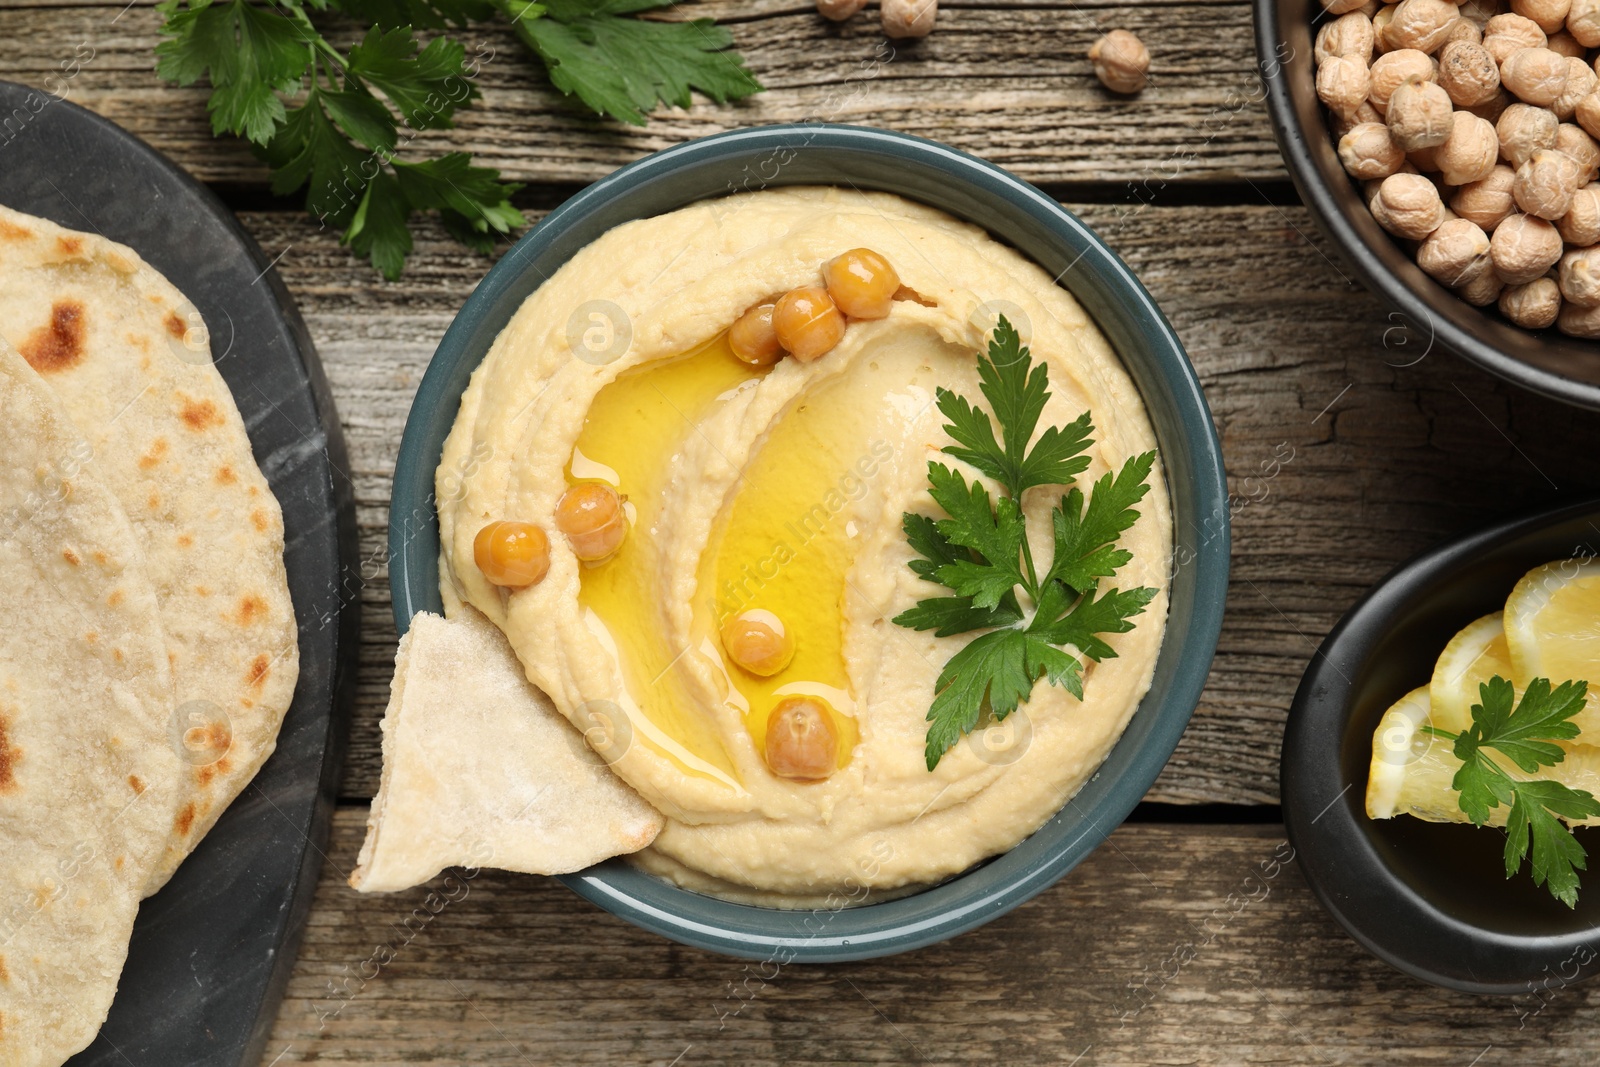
[729,303,784,366]
[474,520,551,588]
[1436,111,1502,185]
[764,696,840,781]
[1371,172,1448,238]
[823,248,901,319]
[1491,211,1567,281]
[816,0,868,20]
[1514,147,1585,218]
[721,610,796,677]
[1418,217,1495,284]
[1089,29,1151,94]
[555,482,628,562]
[1500,277,1564,327]
[773,287,847,362]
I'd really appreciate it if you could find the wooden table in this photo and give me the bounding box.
[9,2,1600,1062]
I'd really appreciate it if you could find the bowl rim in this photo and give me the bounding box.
[388,123,1229,961]
[1281,495,1600,995]
[1254,0,1600,412]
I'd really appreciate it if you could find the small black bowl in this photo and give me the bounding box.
[1282,497,1600,994]
[1255,0,1600,411]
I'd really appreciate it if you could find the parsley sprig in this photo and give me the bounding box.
[155,0,761,278]
[1425,676,1600,907]
[892,318,1159,770]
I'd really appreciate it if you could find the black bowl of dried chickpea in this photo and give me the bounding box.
[1258,0,1600,409]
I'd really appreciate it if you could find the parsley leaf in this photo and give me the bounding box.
[156,0,310,144]
[500,0,762,126]
[1441,676,1600,907]
[893,318,1159,769]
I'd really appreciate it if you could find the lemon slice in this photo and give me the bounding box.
[1428,612,1513,736]
[1366,685,1600,828]
[1505,559,1600,737]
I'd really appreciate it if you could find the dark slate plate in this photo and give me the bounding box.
[0,82,359,1063]
[1282,497,1600,994]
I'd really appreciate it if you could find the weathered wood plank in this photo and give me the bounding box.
[262,810,1600,1065]
[231,200,1600,809]
[0,0,1283,186]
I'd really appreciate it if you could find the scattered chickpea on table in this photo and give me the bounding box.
[1316,0,1600,336]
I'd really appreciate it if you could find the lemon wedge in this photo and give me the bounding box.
[1505,559,1600,737]
[1428,612,1513,736]
[1366,685,1600,827]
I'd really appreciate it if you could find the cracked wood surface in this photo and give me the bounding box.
[7,4,1600,1063]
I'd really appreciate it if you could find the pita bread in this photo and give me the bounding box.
[0,205,298,893]
[351,609,663,893]
[0,342,183,1066]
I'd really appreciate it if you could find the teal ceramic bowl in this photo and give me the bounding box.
[390,124,1228,962]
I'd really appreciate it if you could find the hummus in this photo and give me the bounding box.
[437,186,1171,905]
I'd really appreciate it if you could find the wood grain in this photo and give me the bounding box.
[231,201,1600,809]
[0,0,1284,187]
[263,810,1600,1066]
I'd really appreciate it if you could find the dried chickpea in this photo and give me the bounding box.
[1089,30,1149,93]
[473,520,550,588]
[1557,299,1600,333]
[816,0,868,20]
[1500,276,1564,325]
[729,303,784,366]
[1443,17,1484,46]
[1438,40,1502,105]
[1388,0,1462,51]
[1569,0,1600,47]
[1418,218,1495,283]
[1341,122,1409,177]
[1333,102,1381,139]
[1318,12,1379,62]
[1497,102,1560,166]
[824,248,900,319]
[1465,88,1516,122]
[1514,147,1585,217]
[1547,29,1588,54]
[1409,143,1444,170]
[773,287,847,362]
[1513,0,1573,33]
[1324,0,1373,12]
[1558,183,1600,241]
[1491,211,1567,280]
[1369,49,1436,112]
[1551,56,1598,119]
[1501,47,1572,105]
[1460,0,1499,24]
[764,696,839,781]
[1374,4,1399,51]
[1457,266,1507,303]
[720,609,795,677]
[1484,13,1549,63]
[1451,164,1519,228]
[1320,55,1373,118]
[1437,111,1503,183]
[1556,122,1600,178]
[1558,244,1600,304]
[881,0,936,38]
[1371,172,1448,237]
[1388,78,1457,149]
[1576,91,1600,139]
